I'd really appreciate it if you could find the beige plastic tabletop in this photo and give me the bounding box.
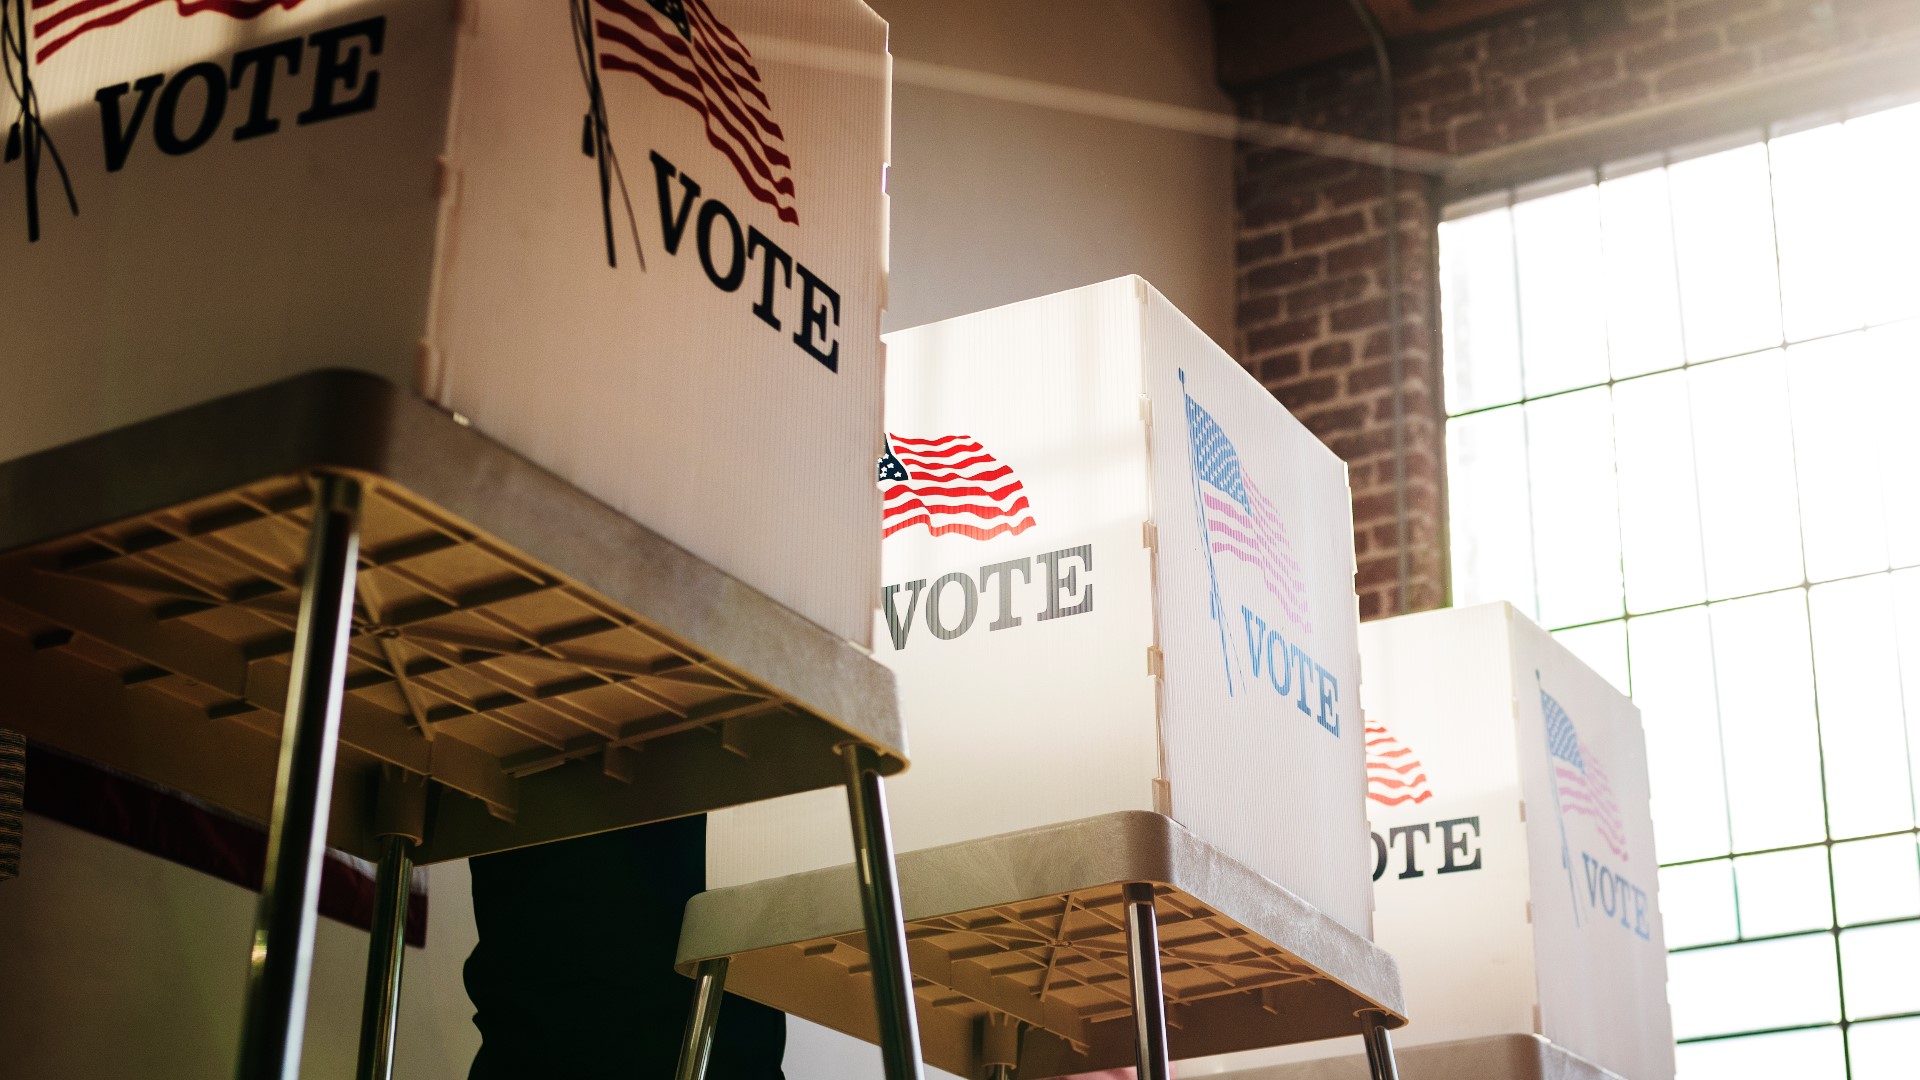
[0,370,904,864]
[677,811,1407,1078]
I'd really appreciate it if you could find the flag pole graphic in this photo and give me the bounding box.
[568,0,643,270]
[3,0,80,243]
[1540,669,1582,929]
[1180,370,1236,696]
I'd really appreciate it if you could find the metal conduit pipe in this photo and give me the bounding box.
[1337,0,1413,616]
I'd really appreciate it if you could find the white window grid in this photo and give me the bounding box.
[1440,96,1920,1079]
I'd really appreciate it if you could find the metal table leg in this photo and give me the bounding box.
[354,834,415,1080]
[1123,882,1173,1080]
[842,744,926,1080]
[981,1012,1020,1080]
[1361,1010,1400,1080]
[674,957,731,1080]
[235,473,364,1080]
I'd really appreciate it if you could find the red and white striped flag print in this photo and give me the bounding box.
[1366,721,1434,807]
[878,435,1036,541]
[27,0,306,64]
[593,0,798,224]
[1542,688,1629,862]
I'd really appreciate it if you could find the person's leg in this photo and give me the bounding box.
[464,815,785,1079]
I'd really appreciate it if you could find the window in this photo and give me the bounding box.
[1441,98,1920,1079]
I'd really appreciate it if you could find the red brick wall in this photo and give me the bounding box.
[1231,0,1920,620]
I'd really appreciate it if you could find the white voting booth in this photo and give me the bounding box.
[0,0,889,646]
[1194,603,1674,1080]
[710,276,1371,934]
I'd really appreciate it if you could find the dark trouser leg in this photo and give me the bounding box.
[842,745,925,1080]
[1361,1011,1400,1080]
[1123,882,1172,1080]
[234,474,363,1080]
[464,815,786,1080]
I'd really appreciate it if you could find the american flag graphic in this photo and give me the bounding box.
[878,435,1035,541]
[1543,688,1629,862]
[1184,391,1312,631]
[1365,721,1434,807]
[26,0,305,64]
[593,0,797,224]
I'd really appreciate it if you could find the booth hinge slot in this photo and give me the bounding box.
[721,716,753,759]
[1517,799,1526,823]
[1152,777,1172,816]
[1146,645,1164,677]
[1524,900,1533,924]
[435,156,460,202]
[1139,395,1152,426]
[1532,1005,1544,1034]
[1142,521,1158,550]
[603,744,638,783]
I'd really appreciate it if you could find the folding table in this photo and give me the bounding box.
[1210,1034,1625,1080]
[675,812,1407,1080]
[0,370,923,1079]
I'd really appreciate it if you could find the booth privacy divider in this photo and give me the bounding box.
[1,0,889,647]
[1199,603,1674,1080]
[711,276,1373,938]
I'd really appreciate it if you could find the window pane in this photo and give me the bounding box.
[1891,570,1920,818]
[1770,121,1863,342]
[1847,101,1920,326]
[1447,407,1537,617]
[1810,577,1916,839]
[1691,353,1805,599]
[1554,620,1630,696]
[1677,1028,1845,1080]
[1668,142,1784,361]
[1832,835,1920,927]
[1441,208,1524,411]
[1841,921,1920,1018]
[1788,335,1895,582]
[1514,184,1609,396]
[1850,1017,1920,1080]
[1614,370,1708,613]
[1669,935,1840,1038]
[1598,167,1685,378]
[1661,858,1738,948]
[1733,847,1831,937]
[1631,608,1731,861]
[1871,322,1920,569]
[1713,590,1825,852]
[1527,388,1624,627]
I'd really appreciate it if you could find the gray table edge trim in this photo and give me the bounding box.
[677,810,1407,1020]
[1209,1034,1630,1080]
[0,369,903,764]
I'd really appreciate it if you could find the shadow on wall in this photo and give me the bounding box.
[869,0,1236,348]
[0,815,481,1079]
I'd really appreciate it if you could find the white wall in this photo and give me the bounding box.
[0,815,480,1080]
[875,0,1235,345]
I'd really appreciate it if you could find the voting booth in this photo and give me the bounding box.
[0,3,925,1076]
[1,0,888,647]
[1201,603,1674,1080]
[710,275,1371,936]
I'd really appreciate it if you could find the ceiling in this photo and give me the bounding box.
[1211,0,1550,87]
